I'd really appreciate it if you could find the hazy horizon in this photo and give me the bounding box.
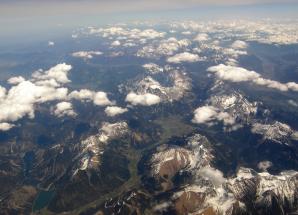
[1,0,298,47]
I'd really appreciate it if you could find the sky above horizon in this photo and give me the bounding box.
[0,0,298,46]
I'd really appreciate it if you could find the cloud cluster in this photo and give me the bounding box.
[69,89,113,106]
[91,27,166,40]
[167,52,202,63]
[125,92,161,106]
[54,102,76,117]
[207,64,298,92]
[0,63,116,131]
[198,166,226,188]
[72,51,102,59]
[32,63,72,84]
[0,63,73,131]
[104,106,128,117]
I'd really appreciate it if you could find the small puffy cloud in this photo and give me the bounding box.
[93,92,114,106]
[192,105,238,130]
[198,166,226,188]
[0,122,14,131]
[7,76,25,85]
[231,40,248,49]
[111,40,121,46]
[125,92,161,106]
[192,106,218,124]
[32,63,72,84]
[48,41,55,46]
[72,51,102,59]
[105,106,128,117]
[207,64,298,92]
[257,161,273,171]
[194,33,208,41]
[167,52,201,63]
[68,89,95,101]
[54,102,76,117]
[207,64,260,82]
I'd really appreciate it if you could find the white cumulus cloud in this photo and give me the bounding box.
[54,102,76,117]
[167,52,202,63]
[0,122,15,131]
[192,105,238,130]
[198,166,226,188]
[105,106,128,117]
[125,92,161,106]
[32,63,72,84]
[111,40,121,46]
[7,76,25,85]
[207,64,298,92]
[0,63,73,130]
[0,63,117,131]
[93,92,114,106]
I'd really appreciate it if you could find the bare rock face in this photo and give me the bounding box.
[147,133,298,215]
[174,189,206,214]
[169,167,298,215]
[147,134,213,190]
[150,145,194,177]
